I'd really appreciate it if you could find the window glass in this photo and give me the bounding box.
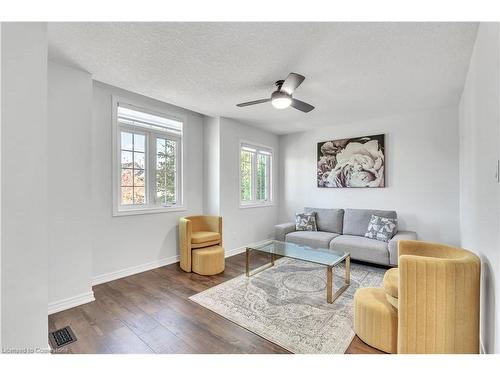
[256,153,269,201]
[240,143,272,205]
[240,150,253,202]
[115,103,183,213]
[156,137,178,205]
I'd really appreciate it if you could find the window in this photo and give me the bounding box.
[239,141,273,207]
[113,100,183,215]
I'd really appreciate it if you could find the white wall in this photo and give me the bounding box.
[47,62,94,312]
[91,82,204,281]
[459,23,500,354]
[1,23,49,351]
[219,118,280,251]
[0,22,3,350]
[203,116,220,216]
[46,77,278,296]
[279,107,461,245]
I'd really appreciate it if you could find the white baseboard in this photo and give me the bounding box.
[49,239,274,315]
[48,291,95,315]
[92,254,180,286]
[47,239,274,315]
[225,238,273,257]
[93,239,274,286]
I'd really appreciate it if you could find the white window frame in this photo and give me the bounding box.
[112,96,185,216]
[239,139,274,209]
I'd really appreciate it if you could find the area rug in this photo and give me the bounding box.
[189,257,386,354]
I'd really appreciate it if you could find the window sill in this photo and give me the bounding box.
[113,205,187,217]
[239,202,275,209]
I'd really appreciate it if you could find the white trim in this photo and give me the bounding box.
[113,205,187,217]
[238,139,274,206]
[49,240,273,315]
[92,254,180,286]
[48,291,95,315]
[225,238,274,257]
[0,25,2,349]
[225,246,247,258]
[92,239,274,286]
[239,202,275,209]
[480,337,486,354]
[112,95,186,217]
[240,139,273,151]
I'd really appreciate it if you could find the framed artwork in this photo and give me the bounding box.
[317,134,385,188]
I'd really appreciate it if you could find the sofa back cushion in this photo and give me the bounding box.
[343,208,397,236]
[304,207,344,234]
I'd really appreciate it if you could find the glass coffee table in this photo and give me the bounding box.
[245,240,350,304]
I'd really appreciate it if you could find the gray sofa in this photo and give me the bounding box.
[275,208,417,266]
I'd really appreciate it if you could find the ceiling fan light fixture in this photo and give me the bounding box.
[271,91,292,109]
[236,73,314,112]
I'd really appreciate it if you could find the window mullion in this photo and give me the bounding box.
[256,152,261,202]
[267,155,271,202]
[148,133,155,207]
[176,138,181,205]
[252,152,257,202]
[117,126,123,209]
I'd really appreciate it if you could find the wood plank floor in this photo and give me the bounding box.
[48,252,383,354]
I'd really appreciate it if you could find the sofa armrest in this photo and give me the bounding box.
[275,222,296,241]
[388,230,417,265]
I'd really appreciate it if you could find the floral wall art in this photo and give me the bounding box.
[317,134,385,188]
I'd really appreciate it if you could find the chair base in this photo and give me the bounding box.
[191,245,225,275]
[354,287,398,354]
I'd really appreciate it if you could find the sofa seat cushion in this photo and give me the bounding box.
[191,231,220,244]
[330,235,389,265]
[285,231,340,249]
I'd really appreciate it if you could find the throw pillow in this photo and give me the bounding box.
[295,212,318,231]
[364,214,398,242]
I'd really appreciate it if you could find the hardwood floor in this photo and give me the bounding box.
[48,252,383,354]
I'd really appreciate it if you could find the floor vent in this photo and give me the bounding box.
[49,326,77,348]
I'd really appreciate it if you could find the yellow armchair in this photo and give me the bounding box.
[354,240,481,354]
[397,240,481,354]
[179,215,223,274]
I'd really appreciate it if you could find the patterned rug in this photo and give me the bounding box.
[190,257,386,354]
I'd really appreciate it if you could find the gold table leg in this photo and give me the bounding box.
[326,255,351,304]
[246,248,250,276]
[327,266,333,303]
[245,248,275,277]
[345,255,351,285]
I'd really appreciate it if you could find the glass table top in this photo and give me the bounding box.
[247,240,349,267]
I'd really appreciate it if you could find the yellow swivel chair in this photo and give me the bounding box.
[354,240,481,354]
[179,215,224,275]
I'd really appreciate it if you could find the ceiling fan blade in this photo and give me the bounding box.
[290,98,315,113]
[280,73,305,95]
[236,98,271,107]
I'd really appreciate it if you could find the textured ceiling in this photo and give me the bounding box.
[48,22,478,134]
